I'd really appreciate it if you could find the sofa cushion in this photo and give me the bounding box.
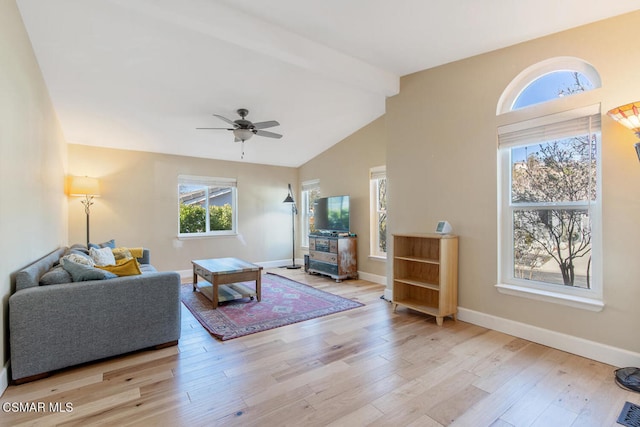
[90,247,116,266]
[69,244,90,254]
[139,264,157,274]
[88,239,115,250]
[96,258,142,276]
[61,252,95,267]
[112,247,133,262]
[62,259,117,282]
[39,266,72,286]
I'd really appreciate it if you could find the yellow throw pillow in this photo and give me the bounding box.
[112,247,133,262]
[96,258,142,277]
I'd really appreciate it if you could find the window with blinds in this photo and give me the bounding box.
[498,105,602,302]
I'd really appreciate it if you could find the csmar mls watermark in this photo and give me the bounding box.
[2,401,74,413]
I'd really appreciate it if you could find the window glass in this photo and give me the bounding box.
[178,176,237,236]
[513,71,594,110]
[509,133,597,288]
[370,167,387,257]
[301,180,321,246]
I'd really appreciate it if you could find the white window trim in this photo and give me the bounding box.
[369,166,387,259]
[177,174,238,238]
[496,104,603,311]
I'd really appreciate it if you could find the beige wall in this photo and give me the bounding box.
[299,116,387,278]
[386,11,640,354]
[67,145,298,271]
[0,0,68,371]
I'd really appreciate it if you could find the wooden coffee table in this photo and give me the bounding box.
[192,258,263,309]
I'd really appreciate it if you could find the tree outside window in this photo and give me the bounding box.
[498,64,602,304]
[510,133,597,288]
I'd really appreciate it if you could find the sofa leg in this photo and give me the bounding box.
[154,340,178,350]
[12,371,51,385]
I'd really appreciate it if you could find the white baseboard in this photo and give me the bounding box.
[1,360,9,397]
[457,307,640,368]
[357,271,386,286]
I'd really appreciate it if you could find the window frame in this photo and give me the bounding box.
[177,174,238,238]
[369,166,387,259]
[496,57,605,311]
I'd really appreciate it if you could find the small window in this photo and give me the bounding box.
[301,179,321,246]
[370,166,387,258]
[178,175,237,237]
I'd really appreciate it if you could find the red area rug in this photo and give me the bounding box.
[181,272,364,340]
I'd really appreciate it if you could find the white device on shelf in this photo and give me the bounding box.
[435,221,452,234]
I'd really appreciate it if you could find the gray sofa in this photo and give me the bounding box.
[9,246,181,383]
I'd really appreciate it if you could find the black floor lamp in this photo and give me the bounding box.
[283,183,301,269]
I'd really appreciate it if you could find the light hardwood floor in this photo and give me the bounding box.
[1,269,638,426]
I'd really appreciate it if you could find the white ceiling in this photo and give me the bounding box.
[16,0,640,167]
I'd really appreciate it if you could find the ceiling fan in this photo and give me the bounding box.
[197,108,282,142]
[197,108,282,158]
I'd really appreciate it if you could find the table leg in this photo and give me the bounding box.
[256,272,261,302]
[192,268,198,291]
[212,277,219,309]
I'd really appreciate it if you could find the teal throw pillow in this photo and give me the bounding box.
[39,266,72,285]
[88,239,115,250]
[62,259,117,282]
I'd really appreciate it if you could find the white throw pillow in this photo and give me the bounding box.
[90,246,116,266]
[61,253,95,267]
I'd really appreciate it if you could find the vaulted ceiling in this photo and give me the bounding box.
[16,0,640,167]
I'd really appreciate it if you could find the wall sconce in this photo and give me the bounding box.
[67,176,101,246]
[607,102,640,161]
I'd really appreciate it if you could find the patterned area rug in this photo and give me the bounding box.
[181,272,364,340]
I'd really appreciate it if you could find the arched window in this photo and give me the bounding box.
[497,57,601,114]
[495,58,603,311]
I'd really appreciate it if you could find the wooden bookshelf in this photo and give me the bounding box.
[392,233,458,326]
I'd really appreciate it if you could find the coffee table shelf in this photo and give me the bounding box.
[192,257,263,309]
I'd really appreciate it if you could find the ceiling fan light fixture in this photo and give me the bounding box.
[233,128,254,141]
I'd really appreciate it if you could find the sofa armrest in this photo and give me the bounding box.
[137,248,151,265]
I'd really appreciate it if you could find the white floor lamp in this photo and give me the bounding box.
[283,183,301,269]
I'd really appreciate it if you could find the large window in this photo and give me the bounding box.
[497,60,603,310]
[301,179,320,247]
[178,175,237,237]
[370,166,387,258]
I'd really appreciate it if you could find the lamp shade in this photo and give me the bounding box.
[607,102,640,131]
[233,128,254,141]
[283,194,294,204]
[68,176,101,197]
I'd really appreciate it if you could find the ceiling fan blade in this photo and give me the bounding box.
[196,127,234,130]
[252,120,280,130]
[213,114,238,127]
[255,130,283,139]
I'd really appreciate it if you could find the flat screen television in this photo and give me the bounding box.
[314,195,350,233]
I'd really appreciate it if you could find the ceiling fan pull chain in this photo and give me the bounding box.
[241,141,245,159]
